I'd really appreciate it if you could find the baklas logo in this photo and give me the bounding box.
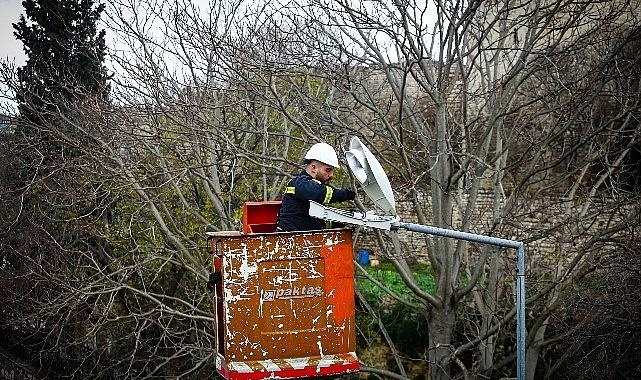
[262,286,323,301]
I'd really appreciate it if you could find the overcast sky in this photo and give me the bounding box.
[0,0,26,66]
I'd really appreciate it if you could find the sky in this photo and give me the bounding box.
[0,0,26,66]
[0,0,438,111]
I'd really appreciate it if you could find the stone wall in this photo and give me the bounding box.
[352,189,597,265]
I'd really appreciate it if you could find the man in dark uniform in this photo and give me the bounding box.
[277,142,356,231]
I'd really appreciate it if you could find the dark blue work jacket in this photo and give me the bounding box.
[277,171,355,231]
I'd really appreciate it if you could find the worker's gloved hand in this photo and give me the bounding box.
[207,271,222,291]
[345,189,356,200]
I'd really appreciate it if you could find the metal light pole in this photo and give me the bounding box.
[393,223,526,380]
[309,136,528,380]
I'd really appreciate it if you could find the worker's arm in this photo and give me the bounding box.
[287,176,355,205]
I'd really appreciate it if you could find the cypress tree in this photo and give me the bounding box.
[13,0,109,138]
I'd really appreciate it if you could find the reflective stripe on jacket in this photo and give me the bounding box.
[277,171,354,232]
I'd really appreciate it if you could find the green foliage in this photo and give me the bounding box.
[14,0,109,133]
[356,261,434,356]
[357,260,435,306]
[575,273,603,293]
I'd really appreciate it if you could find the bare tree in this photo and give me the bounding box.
[2,0,358,377]
[1,0,640,379]
[254,0,641,379]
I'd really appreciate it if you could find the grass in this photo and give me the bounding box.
[355,260,434,357]
[356,260,435,305]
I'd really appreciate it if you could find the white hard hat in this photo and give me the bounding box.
[304,142,340,168]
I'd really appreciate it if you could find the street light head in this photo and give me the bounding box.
[345,136,397,216]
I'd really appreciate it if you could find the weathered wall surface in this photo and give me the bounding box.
[352,189,582,264]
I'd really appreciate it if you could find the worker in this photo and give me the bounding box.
[277,142,356,231]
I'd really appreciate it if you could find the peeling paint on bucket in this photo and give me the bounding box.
[207,228,360,380]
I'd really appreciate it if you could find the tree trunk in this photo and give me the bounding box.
[428,302,457,380]
[526,317,549,380]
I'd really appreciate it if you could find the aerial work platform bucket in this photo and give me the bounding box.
[207,201,359,380]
